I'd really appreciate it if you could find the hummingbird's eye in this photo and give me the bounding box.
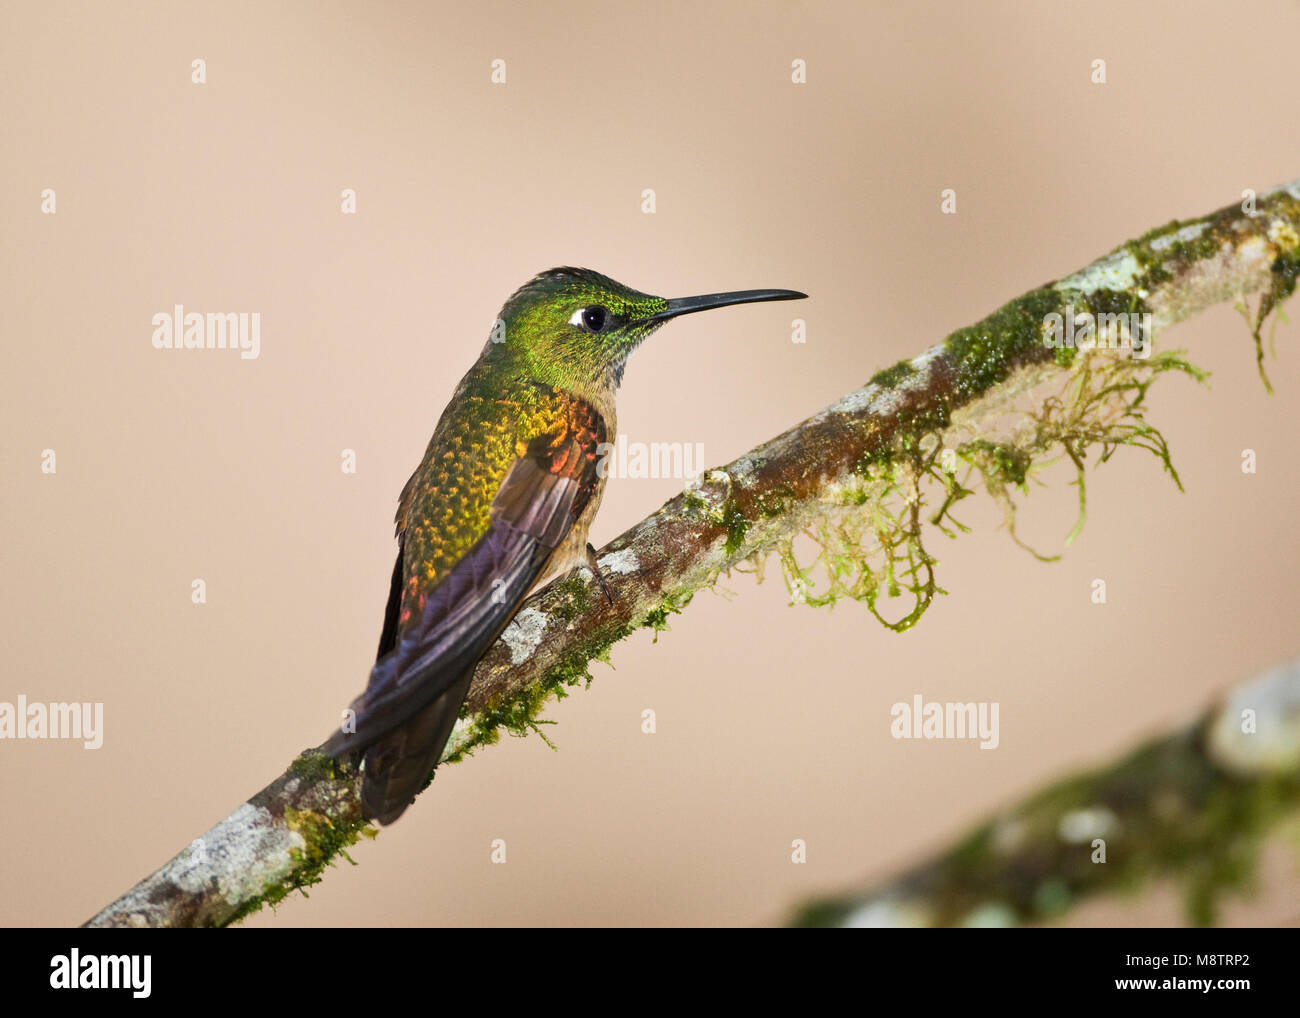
[570,306,609,333]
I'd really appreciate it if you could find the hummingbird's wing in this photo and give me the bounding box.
[375,535,406,661]
[321,396,607,823]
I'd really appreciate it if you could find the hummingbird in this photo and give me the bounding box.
[321,268,806,824]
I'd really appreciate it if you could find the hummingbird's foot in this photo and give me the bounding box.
[586,542,614,606]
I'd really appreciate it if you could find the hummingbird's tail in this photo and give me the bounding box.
[359,668,475,826]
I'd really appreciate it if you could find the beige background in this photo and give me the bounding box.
[3,0,1299,927]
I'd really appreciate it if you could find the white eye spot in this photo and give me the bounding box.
[568,309,586,327]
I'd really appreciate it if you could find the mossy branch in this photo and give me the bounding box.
[85,179,1300,927]
[791,657,1300,928]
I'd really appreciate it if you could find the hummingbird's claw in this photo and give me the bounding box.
[586,542,614,606]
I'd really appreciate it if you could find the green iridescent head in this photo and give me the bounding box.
[489,266,806,388]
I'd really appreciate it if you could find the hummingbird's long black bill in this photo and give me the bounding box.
[652,288,807,322]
